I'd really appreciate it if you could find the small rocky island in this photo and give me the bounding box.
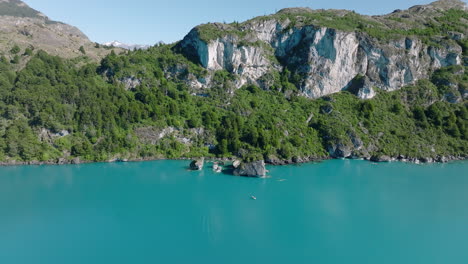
[189,159,267,177]
[189,158,204,170]
[233,160,267,177]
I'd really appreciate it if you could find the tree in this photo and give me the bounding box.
[426,104,443,126]
[391,102,404,114]
[217,139,229,156]
[10,55,20,64]
[413,106,428,128]
[10,45,20,54]
[0,56,8,65]
[360,101,375,118]
[79,46,86,55]
[24,48,33,56]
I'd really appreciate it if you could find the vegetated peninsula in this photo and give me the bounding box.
[0,0,467,166]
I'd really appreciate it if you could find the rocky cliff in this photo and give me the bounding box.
[175,0,466,99]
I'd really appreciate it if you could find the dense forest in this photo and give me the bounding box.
[0,42,467,164]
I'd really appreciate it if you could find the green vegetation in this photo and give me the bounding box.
[23,47,33,56]
[198,7,467,43]
[10,45,20,55]
[79,46,86,55]
[0,46,466,163]
[196,24,250,42]
[10,55,20,64]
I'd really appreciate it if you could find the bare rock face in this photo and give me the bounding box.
[175,1,465,99]
[232,160,241,169]
[233,160,267,177]
[370,155,392,162]
[190,158,205,170]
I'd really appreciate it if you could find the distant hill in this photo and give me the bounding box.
[0,0,119,61]
[103,41,150,51]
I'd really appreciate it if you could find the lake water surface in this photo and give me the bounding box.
[0,159,467,263]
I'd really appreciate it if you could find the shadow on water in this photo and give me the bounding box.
[221,167,235,176]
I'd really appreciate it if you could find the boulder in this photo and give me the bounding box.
[213,162,222,173]
[370,155,391,162]
[327,143,352,158]
[420,157,434,163]
[232,160,241,169]
[190,158,204,170]
[436,156,449,163]
[233,160,267,177]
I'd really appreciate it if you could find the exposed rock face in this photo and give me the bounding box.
[232,160,241,169]
[212,162,222,172]
[370,155,392,162]
[120,76,142,90]
[176,1,465,99]
[177,28,275,89]
[347,75,377,99]
[233,160,267,177]
[190,158,204,170]
[327,143,352,158]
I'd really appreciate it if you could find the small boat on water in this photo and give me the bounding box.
[251,195,257,200]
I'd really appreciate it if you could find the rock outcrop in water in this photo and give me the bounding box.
[175,0,466,99]
[190,158,205,170]
[233,160,267,177]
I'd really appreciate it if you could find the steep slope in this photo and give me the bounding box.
[0,1,466,165]
[175,0,467,99]
[0,0,118,60]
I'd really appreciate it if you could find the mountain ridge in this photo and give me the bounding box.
[0,0,119,60]
[103,41,151,51]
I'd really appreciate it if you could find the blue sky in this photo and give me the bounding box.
[23,0,466,45]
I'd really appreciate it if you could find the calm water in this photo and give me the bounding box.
[0,159,467,264]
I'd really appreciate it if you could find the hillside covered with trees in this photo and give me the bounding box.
[0,0,467,165]
[0,44,466,164]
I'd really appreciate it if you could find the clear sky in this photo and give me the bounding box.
[23,0,466,45]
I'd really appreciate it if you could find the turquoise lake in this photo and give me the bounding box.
[0,159,467,263]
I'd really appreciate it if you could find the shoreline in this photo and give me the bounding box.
[0,154,467,167]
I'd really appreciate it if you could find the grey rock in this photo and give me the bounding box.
[438,156,449,163]
[420,157,434,163]
[328,143,352,158]
[120,76,142,90]
[233,160,267,177]
[190,158,204,170]
[212,162,222,173]
[346,75,376,99]
[292,156,304,163]
[370,155,392,162]
[232,160,241,169]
